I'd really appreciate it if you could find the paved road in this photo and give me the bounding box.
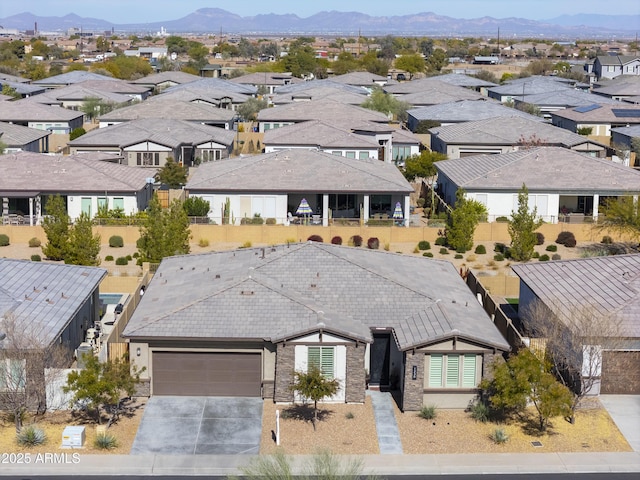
[1,474,639,479]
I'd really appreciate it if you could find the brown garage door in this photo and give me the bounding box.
[601,351,640,394]
[152,352,262,396]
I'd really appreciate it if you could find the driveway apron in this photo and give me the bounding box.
[131,396,263,455]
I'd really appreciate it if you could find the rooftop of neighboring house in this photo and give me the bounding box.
[31,71,115,86]
[256,99,390,127]
[272,85,368,106]
[98,99,236,123]
[263,120,379,149]
[228,71,304,87]
[0,100,84,122]
[550,103,640,123]
[434,146,640,194]
[329,71,389,87]
[0,121,50,146]
[129,71,202,86]
[408,99,543,123]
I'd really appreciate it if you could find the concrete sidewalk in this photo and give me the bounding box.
[1,452,639,476]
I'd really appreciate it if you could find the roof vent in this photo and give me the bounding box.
[241,290,255,296]
[215,274,220,279]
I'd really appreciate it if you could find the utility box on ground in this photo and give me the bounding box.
[61,426,85,448]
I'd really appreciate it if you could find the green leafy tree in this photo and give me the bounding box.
[402,150,447,181]
[69,127,86,140]
[360,51,389,76]
[65,212,101,266]
[64,355,144,424]
[446,188,487,252]
[42,195,70,261]
[482,349,573,432]
[596,196,640,240]
[1,84,21,99]
[80,97,121,121]
[155,157,188,188]
[137,195,191,263]
[237,97,268,122]
[0,139,6,154]
[395,53,426,79]
[280,43,317,78]
[183,196,211,216]
[332,52,360,75]
[100,55,152,80]
[290,365,339,430]
[361,88,411,122]
[425,49,448,72]
[508,184,543,261]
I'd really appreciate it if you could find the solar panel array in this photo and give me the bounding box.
[612,109,640,118]
[573,104,601,113]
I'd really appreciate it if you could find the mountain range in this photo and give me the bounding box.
[1,9,638,37]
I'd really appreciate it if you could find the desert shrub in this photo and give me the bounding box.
[367,237,380,249]
[418,240,431,250]
[474,244,486,254]
[132,252,139,258]
[454,254,463,259]
[538,254,550,262]
[307,235,323,243]
[28,237,41,248]
[198,238,209,247]
[16,425,47,446]
[601,235,613,244]
[251,214,264,225]
[413,246,420,253]
[30,254,42,262]
[331,236,342,245]
[556,231,576,247]
[0,234,9,246]
[240,241,252,248]
[418,405,437,420]
[535,232,545,245]
[345,411,355,420]
[126,254,132,261]
[439,247,449,255]
[265,217,276,225]
[494,243,506,253]
[115,256,128,265]
[109,235,124,248]
[552,253,561,260]
[532,251,540,258]
[490,428,509,444]
[423,252,433,257]
[104,255,114,261]
[384,242,390,251]
[416,197,426,208]
[496,216,509,222]
[469,401,490,423]
[94,433,118,450]
[136,237,145,249]
[545,244,557,252]
[434,237,447,246]
[494,253,505,261]
[349,235,363,247]
[466,254,476,262]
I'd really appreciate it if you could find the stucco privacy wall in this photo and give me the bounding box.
[0,222,627,247]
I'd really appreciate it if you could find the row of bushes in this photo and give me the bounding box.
[308,235,382,249]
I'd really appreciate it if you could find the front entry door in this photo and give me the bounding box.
[370,333,390,386]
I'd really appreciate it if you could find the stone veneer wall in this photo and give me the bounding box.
[134,378,151,397]
[402,351,424,411]
[274,343,295,402]
[345,344,366,403]
[262,381,275,399]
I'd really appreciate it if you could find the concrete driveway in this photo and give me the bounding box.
[600,395,640,452]
[131,396,263,455]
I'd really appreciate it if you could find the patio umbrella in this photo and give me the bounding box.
[393,202,404,221]
[296,198,313,224]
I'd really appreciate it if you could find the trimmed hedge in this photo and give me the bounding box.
[331,236,342,245]
[439,247,449,255]
[545,244,558,252]
[556,231,576,248]
[535,232,545,245]
[367,237,380,249]
[307,235,323,243]
[434,237,446,246]
[115,257,128,265]
[31,254,42,262]
[350,235,363,247]
[109,235,124,248]
[474,244,487,254]
[28,237,42,248]
[423,252,433,257]
[0,234,9,246]
[539,254,550,262]
[417,240,431,250]
[105,255,114,261]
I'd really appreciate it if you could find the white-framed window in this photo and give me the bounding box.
[0,359,26,392]
[307,346,335,379]
[358,151,370,160]
[200,149,222,162]
[137,152,160,166]
[428,354,478,388]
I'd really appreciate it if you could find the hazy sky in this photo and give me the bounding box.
[1,1,639,24]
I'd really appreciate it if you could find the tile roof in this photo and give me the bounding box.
[186,149,412,193]
[487,76,575,96]
[0,151,154,193]
[511,254,640,338]
[384,78,485,99]
[430,116,604,148]
[123,243,509,351]
[68,118,236,149]
[514,89,620,107]
[257,99,389,127]
[129,71,201,86]
[229,72,304,87]
[154,87,251,104]
[434,146,640,193]
[163,77,257,96]
[98,99,236,122]
[329,71,389,86]
[32,71,115,85]
[408,99,543,123]
[0,259,106,347]
[25,85,132,106]
[263,120,379,149]
[550,103,640,123]
[0,100,84,122]
[433,73,498,88]
[0,121,50,146]
[272,79,367,96]
[272,87,368,106]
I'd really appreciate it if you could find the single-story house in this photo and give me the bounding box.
[122,243,510,410]
[429,116,607,159]
[512,254,640,394]
[0,259,106,411]
[0,122,50,153]
[68,118,235,167]
[511,89,620,119]
[271,85,369,107]
[97,99,236,130]
[0,79,46,98]
[229,72,303,95]
[611,125,640,167]
[186,149,413,226]
[129,71,201,92]
[551,104,640,137]
[25,84,134,110]
[592,55,640,81]
[434,146,640,223]
[486,76,576,103]
[0,100,84,134]
[384,79,485,107]
[162,77,257,98]
[329,71,389,89]
[152,87,251,111]
[0,151,155,224]
[76,79,152,101]
[31,71,115,89]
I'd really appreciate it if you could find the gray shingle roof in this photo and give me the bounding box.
[257,99,389,126]
[384,78,484,97]
[272,79,367,96]
[32,71,115,85]
[0,100,84,122]
[329,71,389,86]
[26,85,132,106]
[487,76,574,96]
[0,121,50,146]
[0,151,154,193]
[512,254,640,338]
[163,78,257,96]
[430,116,604,148]
[263,120,379,149]
[68,118,236,149]
[0,259,106,347]
[129,71,201,86]
[123,243,509,351]
[186,149,412,194]
[272,87,368,106]
[434,146,640,194]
